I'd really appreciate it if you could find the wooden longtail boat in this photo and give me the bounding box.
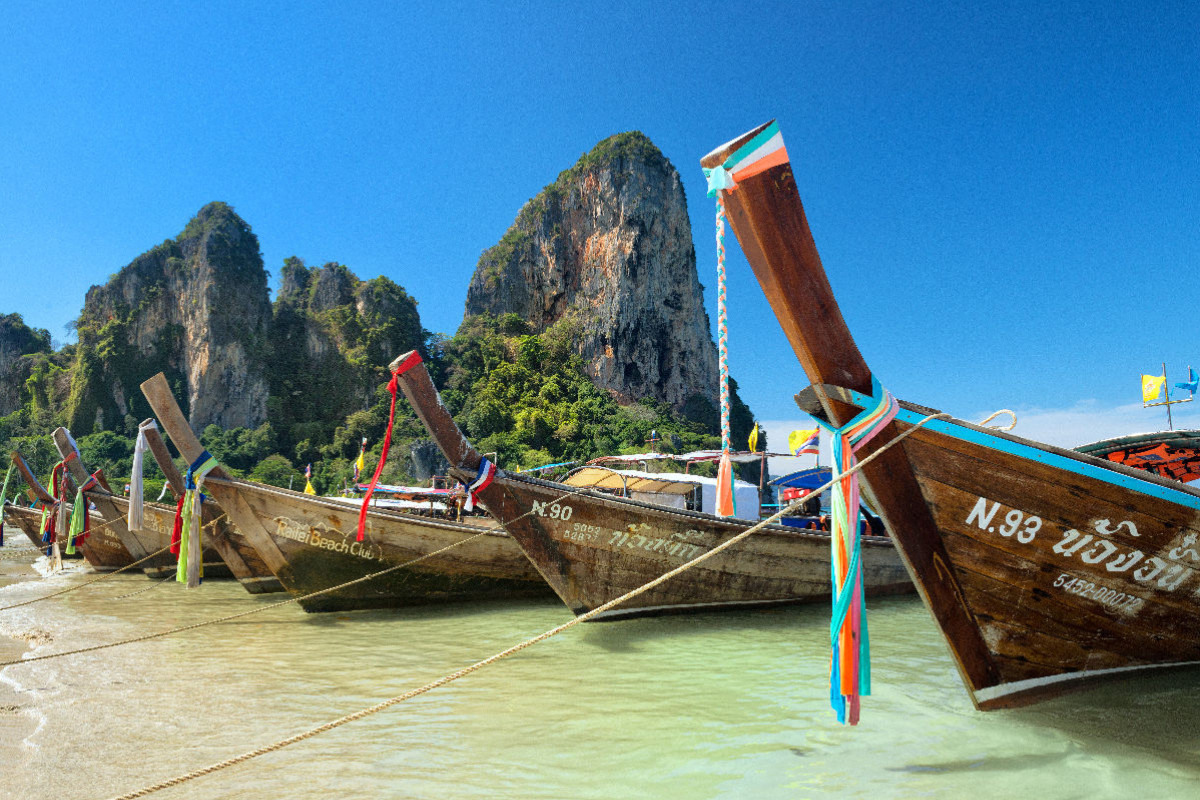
[391,352,913,620]
[139,373,550,612]
[137,422,284,593]
[703,120,1200,709]
[9,451,129,568]
[50,427,231,580]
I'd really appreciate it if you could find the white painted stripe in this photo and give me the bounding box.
[973,660,1200,704]
[735,131,785,172]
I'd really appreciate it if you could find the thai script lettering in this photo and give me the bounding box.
[965,495,1197,600]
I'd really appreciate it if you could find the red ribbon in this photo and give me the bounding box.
[357,352,424,542]
[171,495,185,555]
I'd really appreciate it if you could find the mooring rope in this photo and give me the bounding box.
[109,574,176,600]
[105,408,951,800]
[0,514,206,613]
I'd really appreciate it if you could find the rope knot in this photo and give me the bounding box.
[703,165,736,198]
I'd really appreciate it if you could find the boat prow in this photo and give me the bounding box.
[710,120,1200,709]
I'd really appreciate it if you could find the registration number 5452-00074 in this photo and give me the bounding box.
[1053,573,1143,612]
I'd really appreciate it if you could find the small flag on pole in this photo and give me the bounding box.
[789,428,819,456]
[1175,367,1198,395]
[354,437,367,482]
[304,463,317,495]
[1142,374,1167,403]
[748,423,759,453]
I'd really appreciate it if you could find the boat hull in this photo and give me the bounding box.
[209,477,551,612]
[473,473,913,619]
[889,402,1200,708]
[99,493,235,581]
[4,503,126,567]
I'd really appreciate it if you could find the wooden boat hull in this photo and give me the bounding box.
[706,120,1200,708]
[388,350,913,619]
[206,477,550,612]
[801,385,1200,707]
[4,503,125,567]
[98,493,234,581]
[471,471,912,619]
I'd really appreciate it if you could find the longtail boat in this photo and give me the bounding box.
[139,373,551,612]
[50,427,231,580]
[391,351,913,619]
[704,120,1200,709]
[9,451,129,568]
[137,421,284,593]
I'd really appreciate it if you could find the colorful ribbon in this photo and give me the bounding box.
[177,450,219,586]
[357,354,420,542]
[811,375,898,725]
[464,459,496,512]
[128,419,158,531]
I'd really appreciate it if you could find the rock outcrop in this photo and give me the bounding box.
[269,259,426,454]
[67,202,272,433]
[0,313,52,416]
[464,132,718,410]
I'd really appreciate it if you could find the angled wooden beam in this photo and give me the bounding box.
[139,373,290,578]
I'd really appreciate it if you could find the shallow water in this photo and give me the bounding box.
[2,536,1199,800]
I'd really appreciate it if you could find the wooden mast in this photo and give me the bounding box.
[702,123,1000,699]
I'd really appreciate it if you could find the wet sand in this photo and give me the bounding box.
[0,536,47,759]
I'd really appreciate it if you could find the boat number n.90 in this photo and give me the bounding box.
[532,500,573,521]
[966,497,1042,543]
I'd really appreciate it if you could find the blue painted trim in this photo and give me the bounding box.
[841,388,1200,512]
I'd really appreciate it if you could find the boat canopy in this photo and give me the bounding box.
[588,450,784,466]
[1075,430,1200,484]
[564,467,760,520]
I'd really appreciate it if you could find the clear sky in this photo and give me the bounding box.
[3,1,1197,464]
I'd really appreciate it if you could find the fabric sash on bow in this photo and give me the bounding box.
[357,354,420,542]
[66,470,100,555]
[127,420,158,532]
[177,450,219,588]
[811,375,899,725]
[41,460,66,556]
[463,459,496,512]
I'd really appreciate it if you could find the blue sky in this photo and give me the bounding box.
[2,2,1197,459]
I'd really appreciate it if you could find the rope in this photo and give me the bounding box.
[715,199,731,452]
[105,407,951,800]
[978,409,1017,431]
[0,514,199,613]
[109,574,175,600]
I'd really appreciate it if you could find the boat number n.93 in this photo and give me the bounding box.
[965,497,1042,543]
[531,500,574,521]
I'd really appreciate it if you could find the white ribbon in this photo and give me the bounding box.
[127,420,158,531]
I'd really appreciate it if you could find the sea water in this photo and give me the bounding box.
[2,535,1199,800]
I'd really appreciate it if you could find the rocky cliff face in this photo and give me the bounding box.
[269,259,426,456]
[464,132,718,410]
[67,202,272,433]
[0,314,52,416]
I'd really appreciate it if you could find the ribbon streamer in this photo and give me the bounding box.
[464,459,496,512]
[812,376,898,724]
[128,420,158,531]
[177,451,219,587]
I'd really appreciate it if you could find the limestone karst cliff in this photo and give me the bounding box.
[66,202,272,433]
[464,132,719,412]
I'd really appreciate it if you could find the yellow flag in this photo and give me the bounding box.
[355,451,366,474]
[789,428,819,456]
[1142,374,1166,403]
[748,423,759,453]
[304,479,317,495]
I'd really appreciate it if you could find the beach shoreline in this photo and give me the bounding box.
[0,537,47,760]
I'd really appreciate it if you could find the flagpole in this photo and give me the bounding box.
[1165,362,1174,431]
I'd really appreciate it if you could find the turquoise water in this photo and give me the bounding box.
[2,538,1199,800]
